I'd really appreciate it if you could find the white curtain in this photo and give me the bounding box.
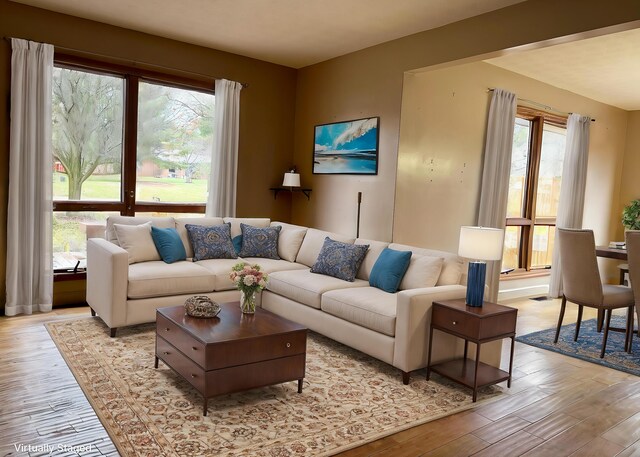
[548,114,591,297]
[477,88,517,303]
[6,39,54,316]
[206,79,242,217]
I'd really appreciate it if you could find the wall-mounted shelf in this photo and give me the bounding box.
[269,187,312,201]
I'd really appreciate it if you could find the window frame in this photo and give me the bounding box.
[52,52,215,216]
[504,106,567,274]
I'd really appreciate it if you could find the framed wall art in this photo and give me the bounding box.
[312,117,379,175]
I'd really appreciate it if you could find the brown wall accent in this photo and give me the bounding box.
[292,0,640,242]
[0,0,298,312]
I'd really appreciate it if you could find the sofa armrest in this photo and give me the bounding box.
[393,285,467,372]
[87,238,129,329]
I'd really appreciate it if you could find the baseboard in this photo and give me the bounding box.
[499,283,550,302]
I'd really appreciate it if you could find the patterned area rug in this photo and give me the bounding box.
[47,317,502,457]
[517,316,640,376]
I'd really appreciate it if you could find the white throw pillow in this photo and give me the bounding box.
[399,255,444,290]
[114,222,161,264]
[271,223,308,262]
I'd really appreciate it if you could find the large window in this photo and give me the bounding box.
[502,107,567,274]
[51,56,214,271]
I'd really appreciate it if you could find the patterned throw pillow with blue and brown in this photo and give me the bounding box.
[185,222,237,261]
[238,223,282,259]
[311,237,369,282]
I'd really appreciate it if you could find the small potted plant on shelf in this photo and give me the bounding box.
[623,199,640,230]
[229,262,269,314]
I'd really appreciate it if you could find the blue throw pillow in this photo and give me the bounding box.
[232,235,243,255]
[150,227,187,264]
[310,237,369,282]
[185,222,237,261]
[238,223,281,259]
[369,248,412,293]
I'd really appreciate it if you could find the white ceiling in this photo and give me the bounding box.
[486,28,640,111]
[11,0,524,68]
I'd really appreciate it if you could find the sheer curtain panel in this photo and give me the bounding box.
[477,88,517,303]
[206,79,242,217]
[548,114,591,298]
[6,39,54,316]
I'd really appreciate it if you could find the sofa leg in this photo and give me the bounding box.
[90,308,96,317]
[110,327,118,338]
[401,371,410,385]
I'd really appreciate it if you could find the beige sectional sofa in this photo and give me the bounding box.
[87,216,501,383]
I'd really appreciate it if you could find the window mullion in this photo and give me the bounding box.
[123,75,139,216]
[522,116,543,270]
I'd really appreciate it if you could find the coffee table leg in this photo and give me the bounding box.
[297,379,303,393]
[203,397,208,416]
[154,356,158,369]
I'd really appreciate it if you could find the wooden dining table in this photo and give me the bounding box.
[596,245,628,261]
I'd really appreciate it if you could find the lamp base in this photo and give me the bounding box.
[466,261,486,307]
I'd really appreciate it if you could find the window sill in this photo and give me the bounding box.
[500,269,550,281]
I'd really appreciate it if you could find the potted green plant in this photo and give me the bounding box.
[622,199,640,230]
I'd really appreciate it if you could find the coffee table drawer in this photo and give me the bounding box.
[156,336,205,393]
[157,313,206,368]
[205,329,307,370]
[205,354,306,397]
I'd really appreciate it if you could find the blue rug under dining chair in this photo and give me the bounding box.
[516,315,640,376]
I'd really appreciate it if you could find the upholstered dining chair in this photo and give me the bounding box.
[625,230,640,337]
[555,228,635,358]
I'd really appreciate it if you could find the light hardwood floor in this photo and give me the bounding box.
[0,299,638,457]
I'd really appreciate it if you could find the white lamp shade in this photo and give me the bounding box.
[282,172,300,187]
[458,226,504,261]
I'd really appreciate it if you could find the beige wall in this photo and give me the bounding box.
[395,61,629,283]
[620,111,640,237]
[292,0,640,242]
[0,0,297,312]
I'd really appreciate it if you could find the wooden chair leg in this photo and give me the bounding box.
[600,309,612,358]
[574,305,583,342]
[597,309,604,333]
[554,296,567,343]
[627,306,634,354]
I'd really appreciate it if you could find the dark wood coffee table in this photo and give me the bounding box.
[155,302,307,415]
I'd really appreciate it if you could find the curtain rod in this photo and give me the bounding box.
[3,36,249,88]
[488,88,596,122]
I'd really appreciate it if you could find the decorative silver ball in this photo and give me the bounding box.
[184,296,221,318]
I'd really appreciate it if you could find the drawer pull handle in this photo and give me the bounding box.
[165,328,170,332]
[191,374,196,378]
[452,321,457,326]
[286,342,291,348]
[163,351,169,355]
[192,346,197,351]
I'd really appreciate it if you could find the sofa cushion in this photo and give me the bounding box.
[296,229,356,267]
[127,261,215,299]
[106,215,174,246]
[240,258,308,274]
[222,218,270,255]
[389,243,464,286]
[399,255,444,290]
[355,239,390,280]
[151,227,187,264]
[267,269,368,309]
[369,248,412,293]
[186,223,237,261]
[271,222,308,262]
[321,287,397,337]
[114,222,160,264]
[175,217,224,258]
[195,258,245,291]
[238,224,281,259]
[311,238,369,282]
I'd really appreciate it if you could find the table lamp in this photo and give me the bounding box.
[282,168,300,188]
[458,226,505,307]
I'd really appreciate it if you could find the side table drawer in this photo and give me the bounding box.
[156,336,205,394]
[157,313,206,368]
[432,305,479,338]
